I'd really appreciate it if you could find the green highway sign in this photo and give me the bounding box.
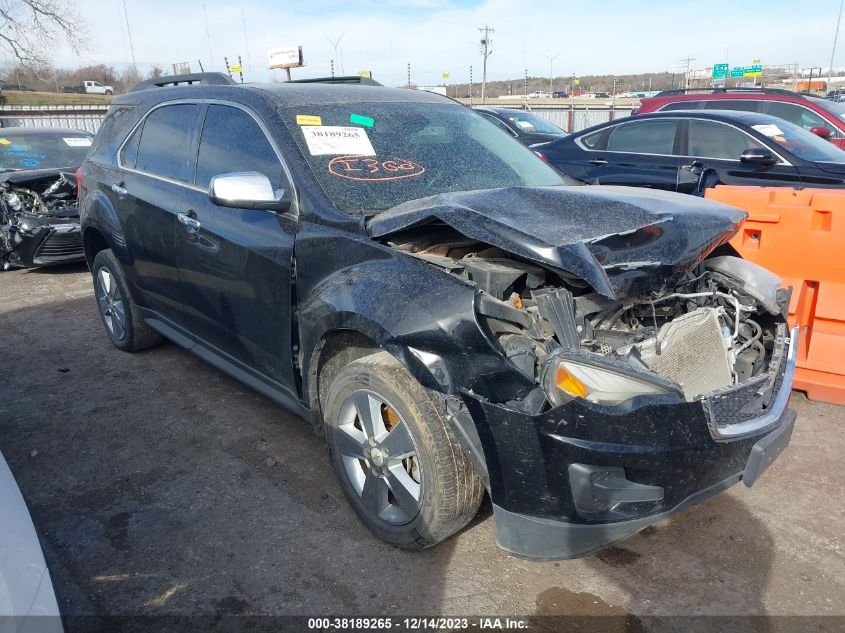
[713,63,729,79]
[730,67,746,77]
[744,64,763,77]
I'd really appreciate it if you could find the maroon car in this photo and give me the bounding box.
[634,88,845,149]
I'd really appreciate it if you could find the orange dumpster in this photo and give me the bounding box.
[705,186,845,405]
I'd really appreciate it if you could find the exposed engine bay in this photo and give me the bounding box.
[386,224,790,409]
[0,170,82,269]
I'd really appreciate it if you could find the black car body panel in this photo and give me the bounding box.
[538,110,845,194]
[475,107,567,146]
[78,80,797,559]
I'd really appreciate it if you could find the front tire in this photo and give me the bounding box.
[322,351,484,550]
[92,249,161,352]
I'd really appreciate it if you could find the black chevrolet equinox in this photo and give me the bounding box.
[78,73,798,559]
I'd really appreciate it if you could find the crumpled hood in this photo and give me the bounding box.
[368,185,747,299]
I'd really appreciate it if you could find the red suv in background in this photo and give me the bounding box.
[634,88,845,149]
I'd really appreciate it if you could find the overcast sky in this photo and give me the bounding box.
[56,0,845,86]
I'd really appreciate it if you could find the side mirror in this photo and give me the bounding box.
[810,126,832,139]
[740,148,778,166]
[208,171,290,211]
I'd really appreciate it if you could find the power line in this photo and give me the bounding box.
[829,0,844,88]
[478,24,494,104]
[121,0,137,74]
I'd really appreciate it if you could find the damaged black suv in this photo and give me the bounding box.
[78,74,797,559]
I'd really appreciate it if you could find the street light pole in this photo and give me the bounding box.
[326,34,346,76]
[540,51,561,95]
[829,0,844,90]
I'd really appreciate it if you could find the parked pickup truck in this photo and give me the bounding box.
[62,80,113,95]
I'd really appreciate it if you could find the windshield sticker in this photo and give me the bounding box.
[20,158,40,168]
[349,113,375,128]
[752,124,784,138]
[328,156,425,181]
[296,114,323,126]
[0,138,9,145]
[302,126,376,156]
[63,137,92,147]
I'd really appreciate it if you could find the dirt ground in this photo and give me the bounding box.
[1,264,843,626]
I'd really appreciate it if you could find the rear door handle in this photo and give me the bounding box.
[177,211,201,233]
[111,183,127,197]
[588,158,608,166]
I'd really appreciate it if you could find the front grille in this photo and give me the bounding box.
[701,323,789,438]
[33,228,84,263]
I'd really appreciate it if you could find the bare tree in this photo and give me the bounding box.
[147,64,164,79]
[0,0,88,64]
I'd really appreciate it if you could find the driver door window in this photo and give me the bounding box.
[194,105,286,190]
[687,120,766,160]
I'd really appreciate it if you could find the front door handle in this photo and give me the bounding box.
[588,158,608,166]
[111,183,127,197]
[177,211,201,233]
[681,161,704,173]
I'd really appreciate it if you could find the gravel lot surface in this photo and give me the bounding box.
[1,264,842,627]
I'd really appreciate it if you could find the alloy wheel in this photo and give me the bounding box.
[96,267,126,341]
[334,390,422,525]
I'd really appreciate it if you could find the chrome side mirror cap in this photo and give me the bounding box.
[208,171,291,211]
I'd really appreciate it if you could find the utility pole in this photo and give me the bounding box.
[540,51,561,95]
[469,65,473,105]
[680,56,695,89]
[121,0,137,75]
[330,60,334,78]
[478,24,494,104]
[829,0,844,90]
[524,68,528,96]
[407,63,411,88]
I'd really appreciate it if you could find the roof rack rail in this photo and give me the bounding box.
[129,72,236,92]
[653,87,800,98]
[287,75,383,86]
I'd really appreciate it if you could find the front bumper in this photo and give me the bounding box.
[3,222,83,268]
[455,328,798,560]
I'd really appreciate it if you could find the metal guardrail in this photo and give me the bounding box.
[0,103,637,137]
[488,104,636,133]
[0,104,109,133]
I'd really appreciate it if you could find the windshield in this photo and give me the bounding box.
[282,102,565,212]
[0,131,92,172]
[503,112,565,135]
[809,96,845,122]
[752,119,845,163]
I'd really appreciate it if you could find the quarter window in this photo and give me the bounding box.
[120,123,143,168]
[687,120,765,160]
[134,104,198,181]
[195,105,284,190]
[606,120,678,154]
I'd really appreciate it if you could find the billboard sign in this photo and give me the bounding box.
[268,46,303,69]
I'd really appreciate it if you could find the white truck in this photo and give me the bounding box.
[62,80,113,95]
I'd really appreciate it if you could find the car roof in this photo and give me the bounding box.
[114,82,452,108]
[0,126,92,135]
[618,109,784,125]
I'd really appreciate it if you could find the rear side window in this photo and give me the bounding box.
[661,101,704,111]
[135,104,198,181]
[195,105,284,190]
[479,113,516,135]
[606,120,677,154]
[687,120,765,160]
[702,99,760,112]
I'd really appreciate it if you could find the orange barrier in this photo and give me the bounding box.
[705,186,845,405]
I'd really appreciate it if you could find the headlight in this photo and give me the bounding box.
[542,357,672,406]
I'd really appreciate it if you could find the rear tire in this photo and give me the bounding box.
[92,249,161,352]
[322,351,484,550]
